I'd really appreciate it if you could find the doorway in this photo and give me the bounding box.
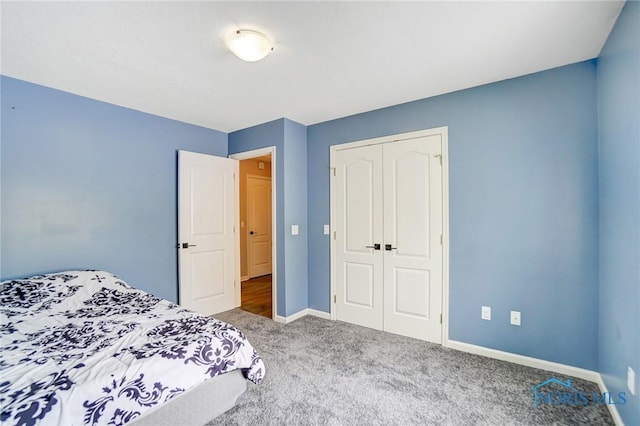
[230,148,276,320]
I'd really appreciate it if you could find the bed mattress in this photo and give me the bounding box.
[0,270,264,426]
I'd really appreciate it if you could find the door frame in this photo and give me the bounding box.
[229,147,277,320]
[329,127,450,346]
[246,174,273,278]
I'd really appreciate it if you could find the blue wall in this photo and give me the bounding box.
[597,2,640,424]
[0,76,227,302]
[308,62,600,370]
[229,118,308,317]
[283,119,309,315]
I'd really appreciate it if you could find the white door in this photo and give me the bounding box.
[247,175,272,278]
[382,136,443,343]
[335,145,384,330]
[178,150,237,316]
[333,134,444,343]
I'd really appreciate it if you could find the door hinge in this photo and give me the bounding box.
[233,226,236,234]
[440,234,443,245]
[440,313,442,324]
[334,295,336,303]
[332,167,336,176]
[333,231,336,240]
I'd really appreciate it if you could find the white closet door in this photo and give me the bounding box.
[335,145,384,330]
[333,133,444,343]
[382,136,443,343]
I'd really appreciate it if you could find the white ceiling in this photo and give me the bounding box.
[0,1,624,133]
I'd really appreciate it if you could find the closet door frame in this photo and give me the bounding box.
[329,127,450,346]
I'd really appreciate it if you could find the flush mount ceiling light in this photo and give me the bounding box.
[226,29,273,62]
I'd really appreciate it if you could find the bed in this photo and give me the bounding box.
[0,270,265,426]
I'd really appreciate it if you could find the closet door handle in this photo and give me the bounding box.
[365,244,381,250]
[385,244,397,251]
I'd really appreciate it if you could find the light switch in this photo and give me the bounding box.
[324,224,330,235]
[481,306,491,321]
[291,225,299,235]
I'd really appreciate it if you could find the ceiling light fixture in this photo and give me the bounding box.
[226,29,273,62]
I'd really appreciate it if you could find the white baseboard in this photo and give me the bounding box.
[274,309,306,324]
[447,340,600,382]
[595,374,625,426]
[306,308,331,320]
[274,308,331,324]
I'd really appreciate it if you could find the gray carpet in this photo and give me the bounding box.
[209,309,614,425]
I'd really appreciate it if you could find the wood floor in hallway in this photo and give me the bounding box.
[240,274,272,319]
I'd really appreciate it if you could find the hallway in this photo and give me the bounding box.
[240,274,272,319]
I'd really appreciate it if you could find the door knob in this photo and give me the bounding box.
[249,231,254,235]
[385,244,397,251]
[181,243,197,249]
[365,243,381,250]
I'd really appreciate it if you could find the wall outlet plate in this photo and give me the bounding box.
[291,224,299,235]
[481,306,491,320]
[629,367,636,395]
[324,224,330,235]
[510,311,521,326]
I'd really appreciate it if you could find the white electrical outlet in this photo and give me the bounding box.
[324,224,330,235]
[481,306,491,321]
[510,311,521,326]
[628,367,636,395]
[291,225,299,235]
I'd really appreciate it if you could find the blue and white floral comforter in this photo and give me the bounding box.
[0,270,265,426]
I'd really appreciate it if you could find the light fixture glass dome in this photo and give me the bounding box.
[226,29,273,62]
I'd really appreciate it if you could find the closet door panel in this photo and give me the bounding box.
[335,145,384,330]
[383,136,443,343]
